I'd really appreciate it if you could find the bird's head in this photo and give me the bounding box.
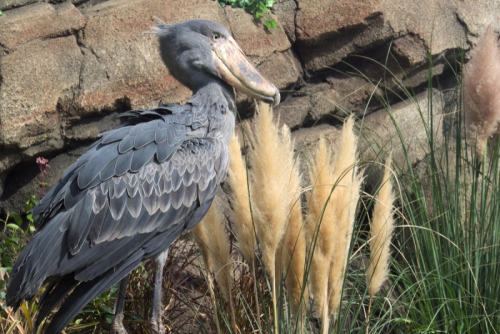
[149,19,280,107]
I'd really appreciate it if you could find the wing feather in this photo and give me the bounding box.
[118,134,136,153]
[77,142,120,189]
[68,193,95,255]
[130,142,156,172]
[101,126,131,144]
[134,130,156,149]
[99,157,119,181]
[109,191,128,221]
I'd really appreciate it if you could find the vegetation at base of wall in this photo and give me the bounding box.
[216,0,277,29]
[1,196,38,334]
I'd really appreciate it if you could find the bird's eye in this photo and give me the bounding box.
[212,33,220,41]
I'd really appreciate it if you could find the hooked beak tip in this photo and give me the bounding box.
[273,87,281,107]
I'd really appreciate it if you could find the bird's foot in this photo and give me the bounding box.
[150,319,166,334]
[112,313,128,334]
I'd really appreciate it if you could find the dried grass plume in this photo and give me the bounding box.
[463,25,500,154]
[305,137,337,318]
[246,103,294,283]
[192,202,233,303]
[278,129,307,322]
[306,116,363,331]
[227,134,255,265]
[246,102,302,332]
[327,116,363,315]
[366,155,395,298]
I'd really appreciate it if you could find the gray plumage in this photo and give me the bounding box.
[6,18,279,334]
[8,100,228,332]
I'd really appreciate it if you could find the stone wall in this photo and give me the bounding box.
[0,0,499,213]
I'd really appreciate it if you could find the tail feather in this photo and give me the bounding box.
[7,212,148,309]
[44,251,144,334]
[6,213,69,309]
[35,276,79,332]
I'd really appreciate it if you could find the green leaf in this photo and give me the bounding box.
[392,318,412,324]
[264,19,277,29]
[27,214,33,223]
[100,306,114,314]
[0,11,4,16]
[0,280,6,289]
[265,0,276,7]
[8,237,19,244]
[258,4,269,12]
[1,256,12,265]
[232,0,244,8]
[10,213,22,226]
[255,12,265,19]
[29,225,36,233]
[6,223,23,232]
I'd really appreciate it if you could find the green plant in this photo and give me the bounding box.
[347,31,500,332]
[386,95,500,333]
[216,0,277,29]
[1,196,39,334]
[1,196,38,285]
[68,283,119,332]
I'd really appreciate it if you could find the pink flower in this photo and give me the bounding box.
[36,157,50,174]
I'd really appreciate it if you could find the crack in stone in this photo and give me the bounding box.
[455,12,473,50]
[39,27,84,42]
[292,0,299,43]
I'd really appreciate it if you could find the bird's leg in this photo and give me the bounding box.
[150,250,169,334]
[112,274,130,334]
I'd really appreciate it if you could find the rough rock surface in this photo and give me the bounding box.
[358,89,444,185]
[0,0,498,214]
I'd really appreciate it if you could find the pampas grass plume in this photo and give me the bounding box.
[247,102,299,332]
[227,134,255,265]
[247,103,293,283]
[463,25,500,155]
[366,155,395,298]
[306,116,362,332]
[279,127,307,323]
[192,202,233,303]
[305,137,336,319]
[327,116,363,315]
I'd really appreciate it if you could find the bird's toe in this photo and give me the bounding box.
[112,313,128,334]
[150,319,166,334]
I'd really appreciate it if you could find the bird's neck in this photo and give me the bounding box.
[189,81,236,145]
[192,79,235,105]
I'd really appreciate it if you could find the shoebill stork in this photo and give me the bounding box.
[6,19,279,334]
